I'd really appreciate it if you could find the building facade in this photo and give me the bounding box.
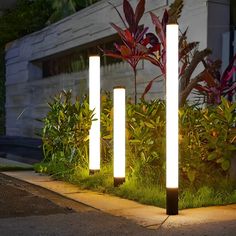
[5,0,230,137]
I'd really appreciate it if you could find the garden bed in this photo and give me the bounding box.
[35,91,236,209]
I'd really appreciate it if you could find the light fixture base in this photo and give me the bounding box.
[89,169,100,175]
[114,177,125,187]
[166,188,178,215]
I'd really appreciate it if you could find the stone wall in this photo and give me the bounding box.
[5,0,229,137]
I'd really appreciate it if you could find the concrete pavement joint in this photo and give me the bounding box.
[138,216,169,230]
[157,215,170,229]
[145,224,162,230]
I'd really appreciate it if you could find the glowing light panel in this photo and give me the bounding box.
[113,87,126,178]
[166,25,179,188]
[89,56,100,171]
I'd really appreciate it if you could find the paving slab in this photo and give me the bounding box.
[2,170,236,230]
[109,205,166,227]
[164,205,236,228]
[3,171,168,227]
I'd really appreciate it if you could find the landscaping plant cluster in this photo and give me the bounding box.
[36,0,236,208]
[37,90,236,209]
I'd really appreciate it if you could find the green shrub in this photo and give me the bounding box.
[42,90,93,175]
[39,90,236,208]
[99,94,166,186]
[126,100,166,186]
[100,91,113,164]
[179,98,236,189]
[99,95,236,189]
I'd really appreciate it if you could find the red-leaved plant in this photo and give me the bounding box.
[103,0,160,104]
[105,0,236,106]
[195,55,236,105]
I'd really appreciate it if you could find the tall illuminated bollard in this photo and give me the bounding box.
[113,87,126,187]
[166,24,179,215]
[89,55,100,174]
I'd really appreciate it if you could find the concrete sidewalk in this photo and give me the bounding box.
[1,169,236,232]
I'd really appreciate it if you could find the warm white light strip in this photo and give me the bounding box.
[89,56,100,171]
[166,24,179,188]
[113,87,126,178]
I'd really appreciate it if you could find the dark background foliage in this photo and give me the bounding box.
[0,0,53,134]
[0,0,101,134]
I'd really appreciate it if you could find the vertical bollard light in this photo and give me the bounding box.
[89,55,100,174]
[166,24,179,215]
[113,86,126,187]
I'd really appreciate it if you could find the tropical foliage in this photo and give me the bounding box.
[41,90,236,189]
[48,0,101,23]
[105,0,236,106]
[0,0,53,135]
[103,0,162,103]
[195,56,236,105]
[0,0,52,46]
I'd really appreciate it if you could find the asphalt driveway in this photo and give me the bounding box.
[0,173,157,236]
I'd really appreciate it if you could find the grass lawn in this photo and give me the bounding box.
[34,163,236,210]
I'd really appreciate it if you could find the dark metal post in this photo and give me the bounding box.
[166,188,178,215]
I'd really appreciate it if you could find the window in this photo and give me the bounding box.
[37,35,122,78]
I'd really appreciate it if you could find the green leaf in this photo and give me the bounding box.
[207,152,217,161]
[151,151,160,159]
[221,97,230,109]
[129,139,141,143]
[216,157,224,163]
[227,144,236,151]
[144,122,155,129]
[229,102,236,113]
[221,160,230,171]
[75,101,80,110]
[150,109,157,117]
[134,111,146,118]
[59,110,65,118]
[225,111,232,123]
[103,134,112,140]
[187,170,196,183]
[141,152,146,161]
